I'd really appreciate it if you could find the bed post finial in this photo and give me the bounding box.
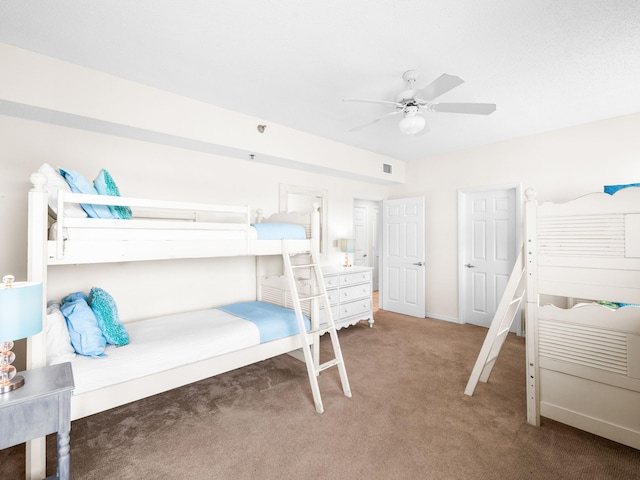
[30,172,47,191]
[312,202,320,212]
[255,209,264,223]
[524,188,536,202]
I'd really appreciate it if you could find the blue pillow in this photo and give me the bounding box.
[604,183,640,195]
[88,287,130,346]
[93,169,132,219]
[59,168,117,219]
[61,292,106,357]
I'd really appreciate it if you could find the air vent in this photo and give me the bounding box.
[383,163,392,174]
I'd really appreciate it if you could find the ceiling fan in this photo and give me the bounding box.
[343,69,496,135]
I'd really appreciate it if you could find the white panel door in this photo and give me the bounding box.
[354,205,368,266]
[381,197,425,317]
[461,188,517,328]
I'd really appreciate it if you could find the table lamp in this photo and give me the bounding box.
[0,275,43,393]
[340,238,355,268]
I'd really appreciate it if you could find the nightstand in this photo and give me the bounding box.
[0,362,74,480]
[321,266,374,329]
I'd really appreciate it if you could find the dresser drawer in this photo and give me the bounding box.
[339,298,371,319]
[326,288,339,306]
[340,283,371,302]
[319,305,340,323]
[340,271,371,286]
[324,274,340,289]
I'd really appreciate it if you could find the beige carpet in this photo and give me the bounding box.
[2,310,639,479]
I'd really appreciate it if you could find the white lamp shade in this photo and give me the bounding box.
[398,114,426,135]
[0,282,43,342]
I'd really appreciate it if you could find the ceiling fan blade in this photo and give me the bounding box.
[349,110,401,132]
[431,103,496,115]
[417,74,465,101]
[343,98,402,108]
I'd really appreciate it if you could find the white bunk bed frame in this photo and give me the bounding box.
[524,187,640,450]
[26,172,323,418]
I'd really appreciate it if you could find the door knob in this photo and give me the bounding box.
[412,262,425,267]
[465,264,476,268]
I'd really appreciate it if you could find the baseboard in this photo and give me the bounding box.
[425,312,459,324]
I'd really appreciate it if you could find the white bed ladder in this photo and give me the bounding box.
[282,242,352,413]
[464,248,526,396]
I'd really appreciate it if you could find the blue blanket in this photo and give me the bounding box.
[218,301,310,343]
[251,222,306,240]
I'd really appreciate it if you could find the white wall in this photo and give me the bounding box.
[390,112,640,322]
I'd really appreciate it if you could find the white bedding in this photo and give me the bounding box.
[70,308,260,395]
[50,222,259,241]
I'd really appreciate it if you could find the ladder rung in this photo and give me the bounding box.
[298,294,324,302]
[497,327,510,337]
[509,295,523,305]
[291,263,319,269]
[317,359,340,373]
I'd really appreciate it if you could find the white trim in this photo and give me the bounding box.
[426,312,458,324]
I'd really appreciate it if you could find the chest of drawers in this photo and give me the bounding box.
[321,266,374,330]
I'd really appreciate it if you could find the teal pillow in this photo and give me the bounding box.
[59,168,117,219]
[88,287,130,346]
[93,169,132,219]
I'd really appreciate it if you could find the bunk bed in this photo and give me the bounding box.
[524,187,640,450]
[26,170,336,421]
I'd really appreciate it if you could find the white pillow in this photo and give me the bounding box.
[37,163,87,218]
[46,301,76,365]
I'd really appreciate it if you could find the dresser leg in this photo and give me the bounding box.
[57,430,71,480]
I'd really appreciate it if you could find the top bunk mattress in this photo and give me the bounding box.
[50,221,306,241]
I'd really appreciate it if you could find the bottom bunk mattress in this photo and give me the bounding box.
[69,301,309,396]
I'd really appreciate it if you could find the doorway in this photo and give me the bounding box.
[458,183,521,333]
[353,199,380,290]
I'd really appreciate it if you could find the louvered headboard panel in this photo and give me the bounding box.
[529,189,640,304]
[537,304,640,386]
[537,214,626,258]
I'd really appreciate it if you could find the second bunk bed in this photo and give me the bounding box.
[524,186,640,450]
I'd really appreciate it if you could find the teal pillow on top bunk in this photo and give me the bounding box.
[88,287,130,346]
[61,292,106,357]
[59,168,117,219]
[93,169,132,219]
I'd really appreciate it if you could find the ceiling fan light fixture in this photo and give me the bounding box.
[398,113,425,135]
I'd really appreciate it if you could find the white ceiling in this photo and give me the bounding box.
[1,1,639,162]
